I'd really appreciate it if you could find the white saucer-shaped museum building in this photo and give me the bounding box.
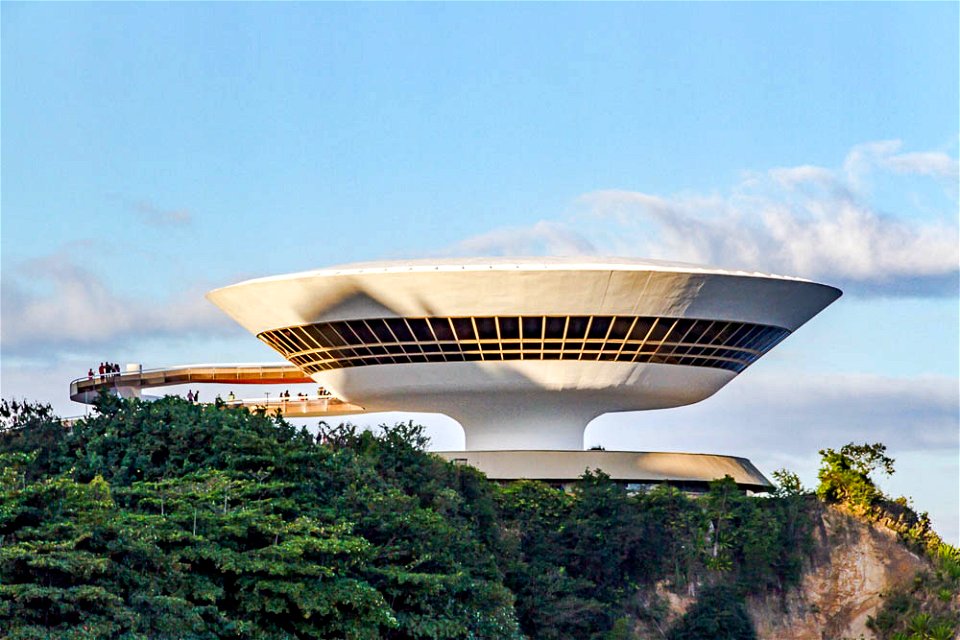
[208,257,841,465]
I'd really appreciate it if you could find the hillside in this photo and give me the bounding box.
[1,396,957,639]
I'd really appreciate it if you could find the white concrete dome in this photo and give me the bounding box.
[207,257,841,450]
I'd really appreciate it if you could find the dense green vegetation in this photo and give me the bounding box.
[0,396,955,639]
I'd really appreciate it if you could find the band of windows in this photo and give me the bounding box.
[257,315,790,375]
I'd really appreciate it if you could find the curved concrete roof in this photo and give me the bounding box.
[219,256,820,285]
[208,256,841,335]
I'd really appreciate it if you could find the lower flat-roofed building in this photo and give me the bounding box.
[436,450,772,494]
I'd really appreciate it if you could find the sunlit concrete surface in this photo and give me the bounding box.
[436,450,772,492]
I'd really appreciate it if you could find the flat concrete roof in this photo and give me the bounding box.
[435,449,772,491]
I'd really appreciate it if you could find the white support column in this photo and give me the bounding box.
[446,393,600,450]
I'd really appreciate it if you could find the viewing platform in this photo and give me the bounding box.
[69,363,365,418]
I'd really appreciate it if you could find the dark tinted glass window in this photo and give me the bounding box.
[722,323,753,348]
[544,317,566,339]
[282,330,309,353]
[745,327,780,351]
[452,318,475,341]
[566,316,589,339]
[367,319,396,343]
[328,348,355,360]
[628,318,655,341]
[429,318,456,341]
[731,325,762,349]
[315,324,346,347]
[266,315,786,375]
[682,320,709,343]
[647,318,673,342]
[499,316,520,339]
[522,316,543,340]
[265,332,291,354]
[706,322,737,346]
[686,321,716,345]
[386,318,414,342]
[407,318,435,342]
[296,328,320,350]
[350,321,376,344]
[587,317,611,340]
[608,317,633,340]
[294,327,321,350]
[669,319,697,343]
[330,322,358,345]
[746,330,772,352]
[301,325,328,348]
[270,330,294,353]
[475,317,498,340]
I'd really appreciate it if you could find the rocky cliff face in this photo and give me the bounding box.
[747,505,928,640]
[650,505,932,639]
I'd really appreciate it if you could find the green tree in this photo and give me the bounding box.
[816,442,894,509]
[666,585,757,640]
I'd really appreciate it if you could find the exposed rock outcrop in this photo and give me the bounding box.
[637,505,935,639]
[749,505,927,639]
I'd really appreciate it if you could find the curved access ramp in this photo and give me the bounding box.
[70,363,365,417]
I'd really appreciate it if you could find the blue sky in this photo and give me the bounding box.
[2,3,958,541]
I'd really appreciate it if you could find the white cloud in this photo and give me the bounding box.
[844,139,959,190]
[886,151,959,179]
[444,140,959,296]
[442,220,597,257]
[1,251,232,354]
